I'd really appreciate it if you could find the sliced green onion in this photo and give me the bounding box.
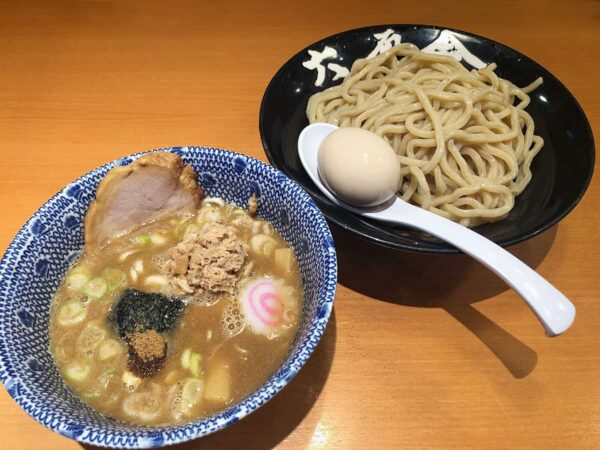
[122,391,161,422]
[66,273,89,291]
[65,362,90,383]
[102,268,126,291]
[77,323,106,355]
[135,235,151,246]
[190,352,202,377]
[57,301,86,326]
[180,378,204,414]
[98,339,122,361]
[81,390,100,400]
[84,277,107,299]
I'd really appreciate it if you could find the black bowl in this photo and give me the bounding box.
[259,25,595,253]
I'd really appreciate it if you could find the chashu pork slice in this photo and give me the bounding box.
[84,152,203,251]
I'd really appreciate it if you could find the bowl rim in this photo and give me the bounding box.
[259,23,596,254]
[0,146,338,448]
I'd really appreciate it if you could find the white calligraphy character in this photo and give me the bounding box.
[302,46,339,87]
[367,29,402,59]
[327,63,349,81]
[422,29,486,69]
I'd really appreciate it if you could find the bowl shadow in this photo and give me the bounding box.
[333,224,559,378]
[82,310,336,450]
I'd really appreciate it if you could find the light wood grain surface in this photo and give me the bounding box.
[1,1,599,449]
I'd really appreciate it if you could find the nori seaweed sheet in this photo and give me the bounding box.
[109,289,185,338]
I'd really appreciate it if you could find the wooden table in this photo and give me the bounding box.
[1,1,598,448]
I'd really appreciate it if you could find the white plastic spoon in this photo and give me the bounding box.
[298,123,575,336]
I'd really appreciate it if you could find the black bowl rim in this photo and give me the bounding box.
[259,23,596,254]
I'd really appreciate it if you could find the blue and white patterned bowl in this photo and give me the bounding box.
[0,147,337,448]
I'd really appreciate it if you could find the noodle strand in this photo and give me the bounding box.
[307,43,543,227]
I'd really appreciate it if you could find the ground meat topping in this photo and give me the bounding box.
[162,222,247,297]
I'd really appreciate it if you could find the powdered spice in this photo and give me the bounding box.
[127,330,167,378]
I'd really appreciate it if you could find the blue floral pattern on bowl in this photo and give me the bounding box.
[0,147,337,448]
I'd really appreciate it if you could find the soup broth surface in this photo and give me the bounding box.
[49,199,302,425]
